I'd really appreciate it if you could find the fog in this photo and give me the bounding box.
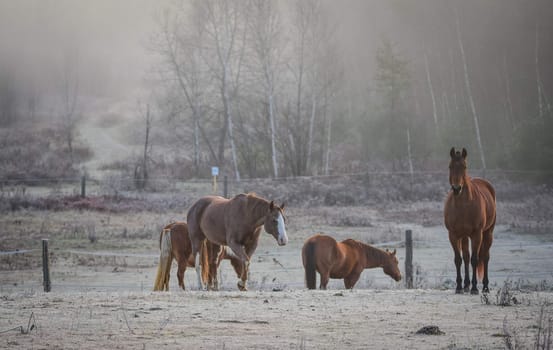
[1,0,552,179]
[0,0,166,100]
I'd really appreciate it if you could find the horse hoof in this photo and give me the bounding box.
[482,287,489,294]
[464,287,470,293]
[455,289,463,294]
[470,289,479,295]
[237,281,247,291]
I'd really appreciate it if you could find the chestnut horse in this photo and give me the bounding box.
[444,147,496,294]
[153,222,247,291]
[187,193,288,291]
[202,227,262,291]
[301,234,402,289]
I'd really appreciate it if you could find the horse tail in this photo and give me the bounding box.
[303,241,317,290]
[200,239,211,286]
[153,228,173,291]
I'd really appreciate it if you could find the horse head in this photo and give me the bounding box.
[264,201,288,246]
[383,249,402,282]
[449,147,468,196]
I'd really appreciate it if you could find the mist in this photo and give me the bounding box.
[1,0,552,181]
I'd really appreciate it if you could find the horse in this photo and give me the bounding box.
[152,221,246,291]
[444,147,496,294]
[202,227,262,291]
[187,193,288,291]
[301,234,402,290]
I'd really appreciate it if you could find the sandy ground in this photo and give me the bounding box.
[1,288,551,350]
[1,206,553,349]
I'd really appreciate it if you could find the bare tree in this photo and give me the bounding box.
[201,0,244,181]
[455,8,486,170]
[135,103,151,190]
[424,51,440,138]
[249,0,284,178]
[60,50,80,165]
[154,5,209,176]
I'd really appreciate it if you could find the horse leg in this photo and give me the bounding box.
[208,245,220,291]
[319,271,330,290]
[190,235,206,291]
[480,228,494,293]
[461,237,471,293]
[177,258,186,290]
[448,234,463,293]
[237,261,249,291]
[470,232,483,295]
[344,271,361,290]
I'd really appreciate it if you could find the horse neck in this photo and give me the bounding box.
[246,195,269,227]
[360,244,388,269]
[464,173,475,201]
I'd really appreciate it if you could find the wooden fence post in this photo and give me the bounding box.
[42,239,51,292]
[405,230,413,289]
[224,175,228,198]
[81,175,86,198]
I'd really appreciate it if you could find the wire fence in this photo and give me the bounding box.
[2,235,553,293]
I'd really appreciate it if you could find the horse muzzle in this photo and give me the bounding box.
[451,184,463,195]
[277,236,288,246]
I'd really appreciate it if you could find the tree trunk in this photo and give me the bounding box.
[222,67,240,181]
[535,23,543,120]
[406,127,414,188]
[306,92,317,172]
[455,8,486,170]
[268,90,279,178]
[424,52,439,137]
[324,106,332,176]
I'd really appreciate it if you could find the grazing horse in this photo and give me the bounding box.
[152,222,245,291]
[444,147,496,294]
[187,193,288,291]
[301,234,402,290]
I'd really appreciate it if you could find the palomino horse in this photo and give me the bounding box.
[153,222,245,291]
[301,234,402,289]
[187,193,288,291]
[444,147,496,294]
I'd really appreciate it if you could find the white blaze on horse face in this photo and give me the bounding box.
[277,212,288,245]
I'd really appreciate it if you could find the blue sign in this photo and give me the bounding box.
[211,166,219,177]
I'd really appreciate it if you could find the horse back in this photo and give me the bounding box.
[302,234,339,268]
[187,196,229,245]
[161,221,194,266]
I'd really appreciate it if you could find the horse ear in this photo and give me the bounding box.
[269,201,274,210]
[385,248,389,253]
[392,249,396,256]
[450,147,456,158]
[280,202,286,211]
[461,148,467,159]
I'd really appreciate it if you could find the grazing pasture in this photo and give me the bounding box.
[1,195,552,349]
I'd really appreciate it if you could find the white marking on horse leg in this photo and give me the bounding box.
[277,212,288,245]
[194,253,203,290]
[224,246,239,259]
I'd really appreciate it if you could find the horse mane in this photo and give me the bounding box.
[244,193,270,226]
[342,239,389,266]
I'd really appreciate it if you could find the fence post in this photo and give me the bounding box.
[224,175,228,198]
[81,175,86,198]
[42,239,51,292]
[405,229,413,289]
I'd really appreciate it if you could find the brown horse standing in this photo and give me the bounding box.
[153,222,247,291]
[301,234,402,290]
[187,193,288,291]
[444,147,496,294]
